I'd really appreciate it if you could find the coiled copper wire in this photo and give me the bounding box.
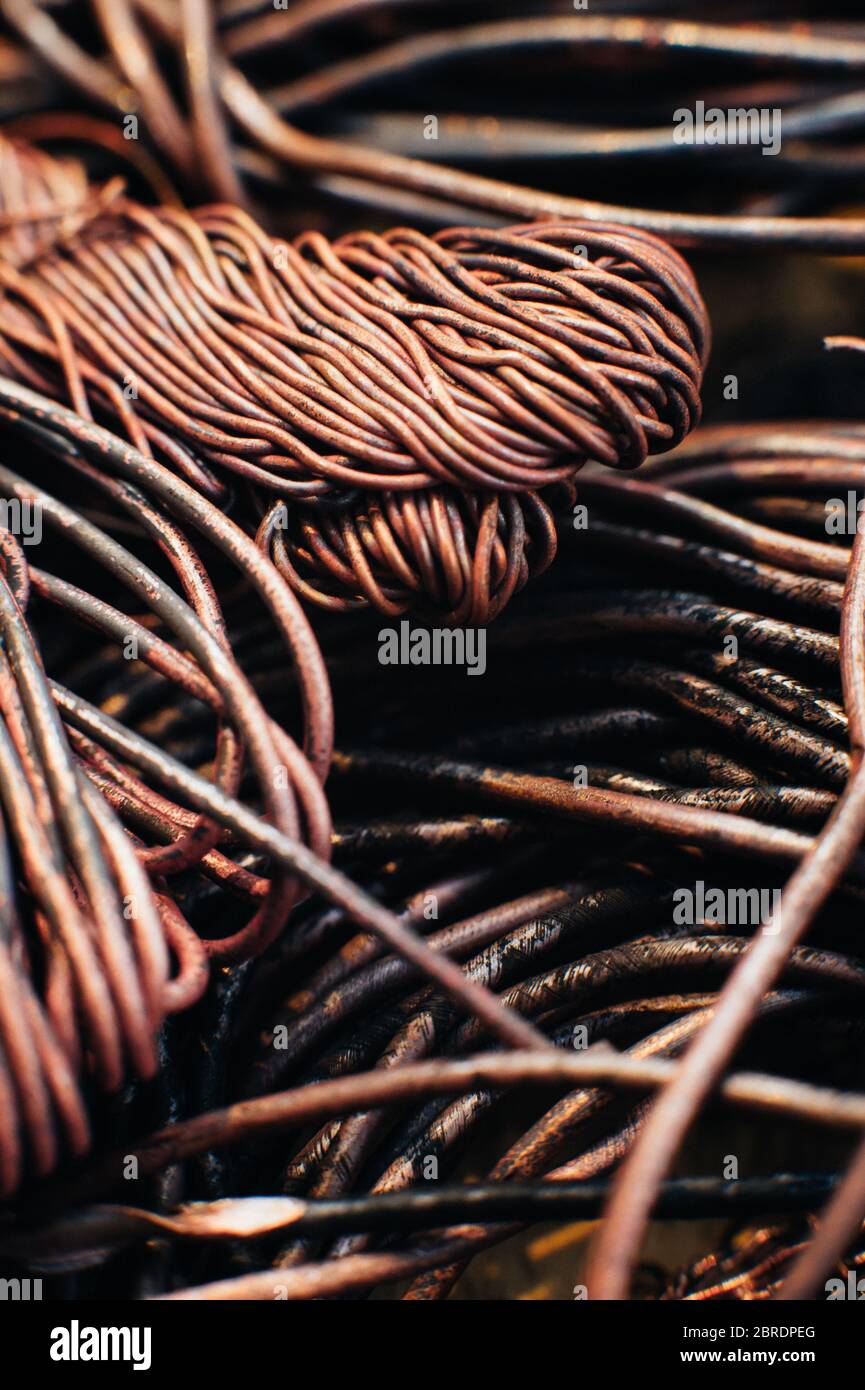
[0,133,707,614]
[0,131,121,268]
[0,188,708,495]
[258,483,569,621]
[0,130,706,1189]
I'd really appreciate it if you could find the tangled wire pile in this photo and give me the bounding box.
[0,369,338,1194]
[1,0,865,1310]
[0,372,564,1203]
[662,1216,865,1301]
[0,400,862,1300]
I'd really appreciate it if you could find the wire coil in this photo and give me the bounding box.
[0,135,708,616]
[0,194,708,496]
[258,483,570,622]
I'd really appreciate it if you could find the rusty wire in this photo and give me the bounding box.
[265,414,865,1301]
[258,482,569,620]
[0,1,865,1306]
[4,3,865,248]
[0,411,859,1297]
[0,373,568,1199]
[0,131,707,618]
[0,200,707,490]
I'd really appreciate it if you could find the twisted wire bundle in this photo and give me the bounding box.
[0,191,708,490]
[0,132,708,614]
[258,483,569,621]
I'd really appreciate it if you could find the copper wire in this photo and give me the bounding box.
[0,184,708,494]
[0,132,707,616]
[2,2,865,1303]
[0,374,560,1197]
[259,483,567,620]
[6,2,865,249]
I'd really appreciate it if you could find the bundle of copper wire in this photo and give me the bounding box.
[0,131,708,1193]
[0,191,708,492]
[0,133,708,617]
[4,0,865,1315]
[258,483,570,621]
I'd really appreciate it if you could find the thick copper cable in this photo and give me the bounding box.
[0,529,175,1193]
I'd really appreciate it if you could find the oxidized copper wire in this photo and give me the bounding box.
[1,0,865,1307]
[0,409,857,1298]
[0,374,557,1198]
[259,483,568,620]
[0,132,707,618]
[0,188,708,491]
[5,3,865,250]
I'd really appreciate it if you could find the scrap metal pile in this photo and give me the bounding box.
[0,0,863,1302]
